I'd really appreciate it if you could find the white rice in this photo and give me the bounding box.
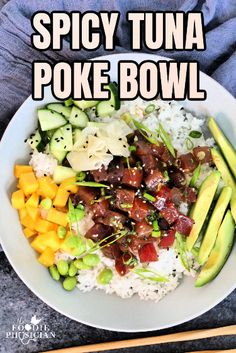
[75,249,196,302]
[30,98,215,301]
[29,149,57,177]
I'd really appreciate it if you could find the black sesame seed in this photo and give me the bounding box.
[75,114,78,118]
[64,145,67,149]
[35,140,39,143]
[66,128,70,131]
[61,137,64,140]
[123,145,126,148]
[24,139,27,143]
[30,141,33,145]
[44,173,47,177]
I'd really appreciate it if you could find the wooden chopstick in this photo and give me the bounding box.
[41,324,236,353]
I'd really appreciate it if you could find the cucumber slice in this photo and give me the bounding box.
[73,129,82,144]
[38,109,67,131]
[53,166,76,184]
[50,124,73,163]
[47,103,72,119]
[96,82,120,117]
[69,106,88,128]
[27,130,42,150]
[64,98,73,107]
[73,100,98,110]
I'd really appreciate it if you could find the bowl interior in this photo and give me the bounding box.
[0,53,236,332]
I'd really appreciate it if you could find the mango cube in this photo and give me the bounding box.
[53,187,70,208]
[19,172,39,196]
[14,165,33,178]
[46,208,68,227]
[19,207,27,220]
[21,215,35,230]
[38,247,55,267]
[26,206,40,222]
[23,228,37,238]
[60,177,78,193]
[11,190,25,209]
[35,231,62,252]
[35,218,55,233]
[26,193,39,208]
[38,176,58,199]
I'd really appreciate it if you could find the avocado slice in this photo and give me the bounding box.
[211,148,236,222]
[186,171,221,251]
[195,210,235,287]
[208,117,236,179]
[198,186,232,265]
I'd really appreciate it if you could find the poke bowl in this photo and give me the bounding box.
[0,53,236,332]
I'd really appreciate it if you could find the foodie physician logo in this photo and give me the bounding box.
[6,315,56,345]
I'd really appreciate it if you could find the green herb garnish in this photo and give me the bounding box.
[189,163,201,187]
[129,145,137,152]
[185,137,194,150]
[132,268,169,282]
[175,232,190,271]
[76,181,109,188]
[91,195,113,204]
[189,130,202,138]
[158,123,175,157]
[120,203,133,209]
[143,192,156,202]
[68,198,85,225]
[144,104,155,115]
[133,119,159,144]
[85,230,128,255]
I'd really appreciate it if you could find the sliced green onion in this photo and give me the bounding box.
[91,195,112,204]
[158,123,176,157]
[145,104,155,114]
[152,220,159,231]
[126,157,131,169]
[77,171,86,182]
[40,197,52,210]
[133,119,159,144]
[175,232,190,271]
[132,268,169,282]
[129,145,136,152]
[76,203,84,210]
[64,98,73,107]
[163,170,170,182]
[152,230,161,238]
[191,246,200,259]
[185,137,194,150]
[189,163,201,187]
[189,130,202,138]
[120,203,133,209]
[121,112,132,124]
[76,181,109,188]
[143,192,156,202]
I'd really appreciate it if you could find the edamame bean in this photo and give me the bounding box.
[49,265,60,281]
[77,171,86,182]
[82,254,100,267]
[57,260,69,276]
[63,276,77,291]
[97,268,113,285]
[57,226,67,239]
[74,259,91,270]
[69,261,78,277]
[40,197,52,210]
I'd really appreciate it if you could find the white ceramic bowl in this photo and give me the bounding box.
[0,53,236,332]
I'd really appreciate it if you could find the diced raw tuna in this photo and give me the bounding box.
[74,186,97,206]
[102,243,122,259]
[107,160,124,184]
[174,214,194,236]
[115,257,129,276]
[139,154,157,173]
[99,210,127,227]
[85,223,112,242]
[193,146,213,164]
[151,142,165,158]
[184,187,197,203]
[159,230,176,248]
[122,168,143,188]
[153,185,171,210]
[134,135,152,156]
[168,166,186,188]
[135,220,153,238]
[90,199,109,219]
[179,153,198,173]
[129,198,149,221]
[90,166,108,182]
[145,169,165,191]
[115,188,135,212]
[138,243,158,262]
[161,202,179,224]
[169,187,184,206]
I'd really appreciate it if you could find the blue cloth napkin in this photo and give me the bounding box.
[0,0,235,133]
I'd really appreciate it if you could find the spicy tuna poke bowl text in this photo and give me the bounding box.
[11,83,236,301]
